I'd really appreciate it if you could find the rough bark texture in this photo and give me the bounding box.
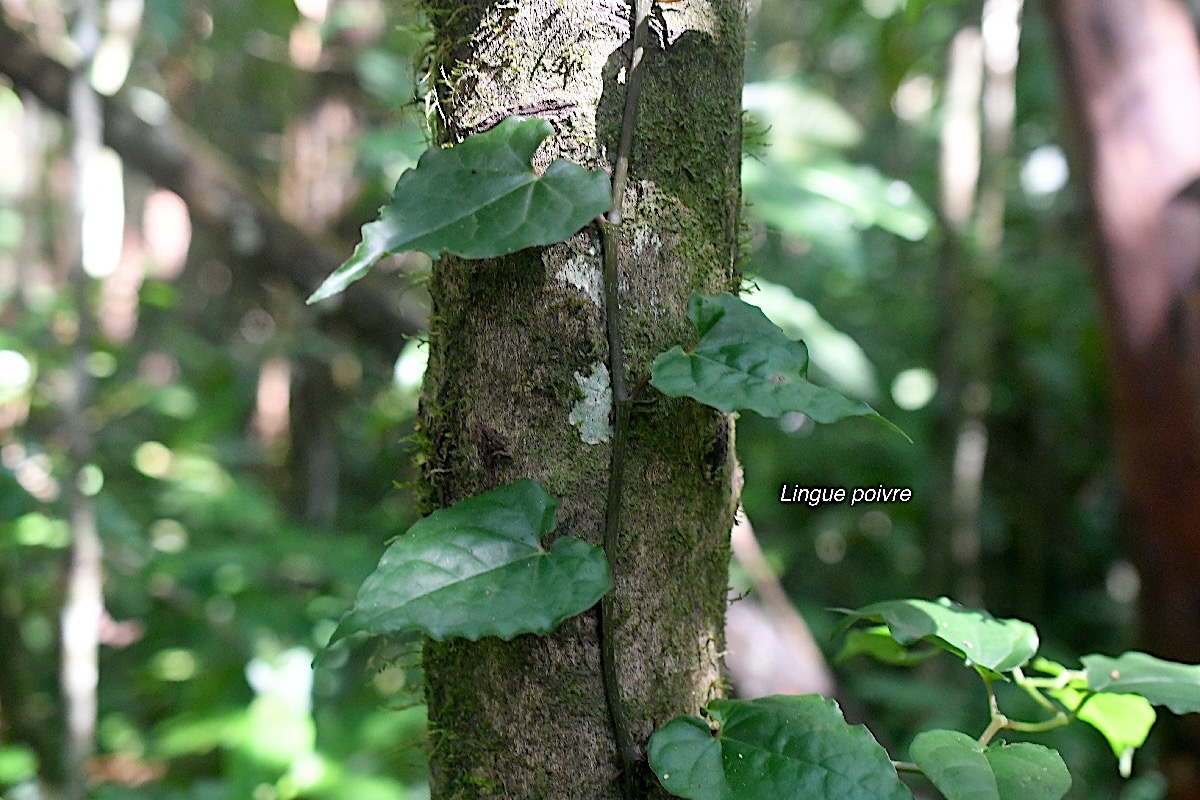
[1046,0,1200,793]
[417,1,744,797]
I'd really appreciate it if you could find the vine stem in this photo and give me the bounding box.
[1012,667,1066,716]
[978,675,1007,745]
[978,670,1072,746]
[598,0,653,794]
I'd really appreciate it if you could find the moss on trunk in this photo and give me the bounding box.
[417,2,744,797]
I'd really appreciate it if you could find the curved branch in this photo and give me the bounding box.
[0,13,425,356]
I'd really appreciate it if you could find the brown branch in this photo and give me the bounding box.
[727,510,836,698]
[0,12,424,356]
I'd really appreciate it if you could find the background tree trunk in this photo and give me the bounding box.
[1046,0,1200,793]
[417,1,743,796]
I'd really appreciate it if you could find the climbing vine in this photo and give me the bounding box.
[307,3,1200,799]
[596,0,653,790]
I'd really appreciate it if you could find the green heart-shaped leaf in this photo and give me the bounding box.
[650,293,906,438]
[837,598,1038,676]
[910,730,1070,800]
[985,742,1071,800]
[330,479,609,644]
[1084,652,1200,715]
[308,116,612,303]
[910,730,997,800]
[648,694,913,800]
[1049,686,1154,775]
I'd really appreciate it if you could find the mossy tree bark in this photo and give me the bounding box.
[416,1,744,797]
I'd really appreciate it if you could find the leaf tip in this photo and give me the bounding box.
[305,264,357,305]
[879,415,913,444]
[305,283,337,305]
[320,615,359,652]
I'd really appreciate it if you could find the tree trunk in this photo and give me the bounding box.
[417,1,743,797]
[1046,0,1200,793]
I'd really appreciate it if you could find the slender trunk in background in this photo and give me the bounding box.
[933,0,1024,611]
[972,0,1024,610]
[417,1,743,796]
[276,1,366,527]
[933,25,984,605]
[1046,0,1200,794]
[61,3,104,799]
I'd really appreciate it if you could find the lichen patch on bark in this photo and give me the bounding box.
[552,245,604,307]
[568,361,613,444]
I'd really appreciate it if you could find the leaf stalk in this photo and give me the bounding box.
[978,669,1072,746]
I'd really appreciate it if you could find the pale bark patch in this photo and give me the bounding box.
[553,245,603,307]
[568,361,612,444]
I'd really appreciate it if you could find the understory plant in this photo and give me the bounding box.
[304,6,1200,793]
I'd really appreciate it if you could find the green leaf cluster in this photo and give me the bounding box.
[835,597,1038,676]
[910,730,1069,800]
[297,111,1183,800]
[647,598,1200,800]
[323,120,907,660]
[310,115,950,800]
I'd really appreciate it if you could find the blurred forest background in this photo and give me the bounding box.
[2,0,1198,797]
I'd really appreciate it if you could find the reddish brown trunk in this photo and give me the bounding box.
[1046,0,1200,792]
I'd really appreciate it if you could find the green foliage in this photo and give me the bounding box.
[829,598,1200,797]
[836,597,1039,676]
[910,730,1070,800]
[0,0,1171,797]
[643,595,1199,799]
[307,117,612,303]
[0,745,38,786]
[651,292,906,438]
[1048,684,1154,773]
[837,625,940,666]
[647,695,912,800]
[0,287,425,797]
[1083,653,1200,715]
[742,158,932,272]
[741,79,934,273]
[332,479,609,643]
